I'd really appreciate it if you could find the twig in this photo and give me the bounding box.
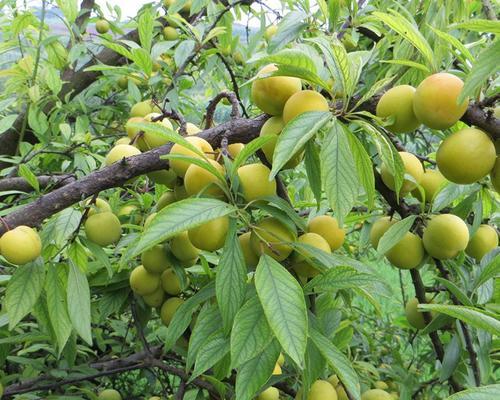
[205,91,241,129]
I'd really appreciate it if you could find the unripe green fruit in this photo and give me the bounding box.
[423,214,469,260]
[298,380,337,400]
[413,72,468,130]
[143,285,165,307]
[369,217,397,248]
[436,128,496,184]
[148,169,177,187]
[250,217,295,261]
[292,232,331,277]
[251,64,302,115]
[157,191,176,210]
[129,265,160,296]
[130,101,155,118]
[161,268,184,295]
[260,116,302,168]
[307,215,345,251]
[118,76,128,89]
[144,213,157,230]
[95,20,110,34]
[257,386,279,400]
[105,144,141,166]
[98,389,122,400]
[412,169,447,202]
[117,204,141,224]
[385,232,425,270]
[149,397,162,400]
[186,122,201,135]
[380,151,424,193]
[170,137,214,177]
[376,85,420,133]
[115,137,131,145]
[405,297,429,329]
[374,381,389,390]
[327,375,339,388]
[170,231,200,262]
[238,231,259,267]
[466,224,498,261]
[237,163,277,202]
[361,389,392,400]
[491,157,500,193]
[283,90,329,124]
[184,159,225,198]
[188,216,229,251]
[0,226,41,265]
[141,244,170,274]
[234,52,244,65]
[163,26,179,41]
[160,297,184,326]
[264,25,278,41]
[84,212,122,246]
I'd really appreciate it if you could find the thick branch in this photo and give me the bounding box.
[0,174,76,193]
[481,0,498,20]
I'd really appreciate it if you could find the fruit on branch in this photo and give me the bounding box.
[491,157,500,193]
[292,232,331,277]
[237,163,277,202]
[170,136,215,177]
[133,113,174,151]
[422,214,469,260]
[157,191,177,210]
[380,151,424,193]
[142,285,165,307]
[257,386,279,400]
[436,127,496,184]
[385,232,424,269]
[105,144,142,166]
[389,393,399,400]
[412,169,447,203]
[227,143,245,158]
[117,204,141,224]
[95,19,110,34]
[369,217,397,248]
[97,389,122,400]
[405,297,431,329]
[376,85,420,133]
[125,116,145,140]
[163,26,179,41]
[374,382,389,390]
[143,213,157,230]
[129,265,160,296]
[188,216,230,251]
[115,137,131,145]
[160,297,184,326]
[141,244,170,274]
[465,224,499,261]
[251,64,302,115]
[260,116,302,168]
[184,159,225,198]
[413,72,468,130]
[0,226,41,265]
[161,268,184,295]
[296,380,338,400]
[84,212,122,246]
[186,122,201,135]
[361,389,392,400]
[130,100,159,118]
[283,90,330,124]
[238,231,259,267]
[250,217,295,261]
[264,25,278,41]
[307,215,346,251]
[86,198,111,216]
[170,231,200,262]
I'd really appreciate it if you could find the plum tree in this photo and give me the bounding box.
[129,265,160,296]
[95,20,110,34]
[184,158,225,198]
[380,151,424,193]
[187,216,229,251]
[84,212,122,246]
[292,232,331,277]
[465,224,498,261]
[413,72,468,129]
[237,163,277,201]
[412,169,447,202]
[0,226,41,265]
[97,389,122,400]
[405,297,429,329]
[170,231,200,262]
[169,137,214,177]
[161,268,184,295]
[385,232,425,269]
[141,244,170,274]
[375,85,420,133]
[369,217,397,248]
[282,90,329,124]
[250,217,295,261]
[423,214,469,260]
[361,389,392,400]
[251,64,302,115]
[436,128,496,184]
[105,144,141,165]
[307,215,345,251]
[238,231,259,267]
[257,386,279,400]
[160,297,184,326]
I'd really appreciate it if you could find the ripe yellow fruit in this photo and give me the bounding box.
[170,231,200,262]
[389,392,399,400]
[283,90,329,124]
[161,268,183,295]
[307,215,345,251]
[186,122,201,135]
[257,386,279,400]
[405,297,428,329]
[436,128,496,184]
[380,151,424,193]
[188,216,230,251]
[277,352,285,366]
[264,25,278,40]
[306,380,338,400]
[143,286,165,307]
[369,217,397,248]
[250,218,295,261]
[160,297,184,326]
[0,226,41,265]
[413,72,468,130]
[260,116,302,168]
[385,232,425,270]
[237,163,277,202]
[148,169,177,187]
[336,385,349,400]
[131,113,173,151]
[423,214,469,259]
[86,198,112,216]
[238,231,259,267]
[412,169,447,202]
[251,64,302,115]
[361,389,392,400]
[272,362,282,375]
[95,20,110,34]
[141,244,170,274]
[466,224,498,261]
[184,159,225,198]
[129,265,160,296]
[163,26,179,40]
[227,143,245,158]
[169,137,214,177]
[84,212,122,246]
[491,157,500,193]
[292,232,331,277]
[376,85,420,133]
[157,191,176,210]
[130,100,156,118]
[125,117,145,140]
[105,144,141,166]
[374,381,389,390]
[98,389,122,400]
[115,137,131,145]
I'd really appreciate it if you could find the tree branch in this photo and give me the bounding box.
[0,174,76,194]
[481,0,498,20]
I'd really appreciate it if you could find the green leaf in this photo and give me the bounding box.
[268,11,308,53]
[17,164,40,192]
[352,76,395,111]
[304,266,377,294]
[304,141,323,207]
[131,48,153,76]
[216,220,247,333]
[432,183,479,212]
[230,135,275,179]
[435,277,473,307]
[428,26,474,65]
[67,262,92,345]
[270,111,331,178]
[255,255,308,367]
[174,39,196,67]
[450,20,500,35]
[98,41,133,61]
[138,8,154,52]
[321,121,359,224]
[377,215,417,255]
[440,334,461,381]
[55,0,78,23]
[0,114,19,134]
[190,330,229,381]
[445,384,500,400]
[6,260,46,329]
[458,40,500,103]
[380,59,431,73]
[473,250,500,291]
[310,329,361,400]
[231,295,274,369]
[419,304,500,336]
